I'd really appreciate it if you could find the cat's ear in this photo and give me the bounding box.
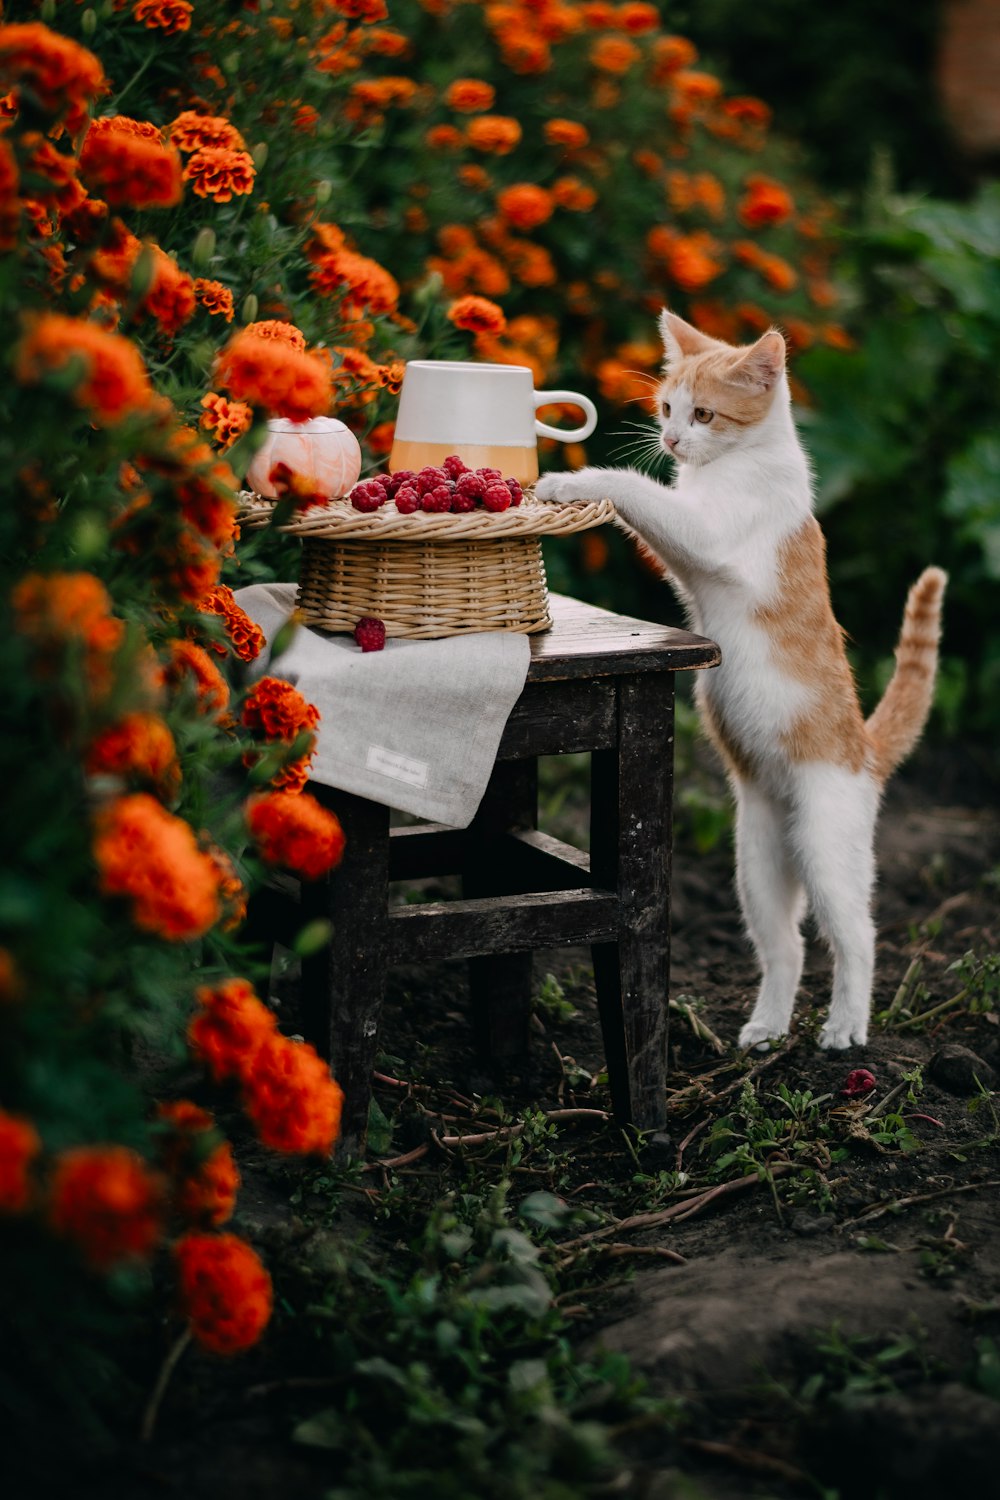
[659,309,717,365]
[734,330,786,390]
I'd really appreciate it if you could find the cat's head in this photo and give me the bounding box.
[656,309,787,467]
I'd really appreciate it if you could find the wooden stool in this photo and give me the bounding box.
[266,595,719,1155]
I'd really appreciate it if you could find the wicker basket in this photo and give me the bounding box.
[239,492,615,639]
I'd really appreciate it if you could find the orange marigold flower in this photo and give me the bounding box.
[18,131,82,214]
[364,27,410,55]
[0,137,19,251]
[188,978,277,1084]
[243,1034,344,1155]
[194,278,235,322]
[12,570,123,659]
[649,34,698,79]
[543,118,589,150]
[215,330,331,423]
[246,791,346,881]
[456,164,492,192]
[242,675,319,739]
[506,241,557,288]
[244,319,307,350]
[140,246,196,338]
[367,420,394,456]
[616,1,659,32]
[0,23,105,134]
[665,231,725,291]
[496,183,554,230]
[15,313,153,424]
[722,95,771,127]
[0,1111,41,1214]
[673,69,723,104]
[425,124,463,150]
[309,248,399,314]
[579,1,616,24]
[199,391,252,451]
[820,322,856,351]
[174,1232,272,1355]
[157,1101,240,1228]
[552,175,597,212]
[197,584,266,663]
[86,711,179,794]
[444,78,495,112]
[466,115,522,154]
[49,1146,166,1270]
[163,639,230,716]
[79,116,183,210]
[447,294,507,336]
[93,793,222,940]
[0,948,25,1004]
[738,173,794,229]
[589,36,640,74]
[329,0,388,19]
[183,146,255,204]
[133,0,193,34]
[170,111,246,154]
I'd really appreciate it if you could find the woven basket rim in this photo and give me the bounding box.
[237,490,614,539]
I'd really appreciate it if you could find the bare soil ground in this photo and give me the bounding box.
[67,741,1000,1500]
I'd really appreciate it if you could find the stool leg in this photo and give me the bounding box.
[591,676,674,1131]
[464,759,538,1060]
[299,787,390,1157]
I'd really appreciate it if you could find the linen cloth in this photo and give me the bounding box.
[234,582,531,829]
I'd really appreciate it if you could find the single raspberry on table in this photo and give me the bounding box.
[349,480,386,513]
[455,471,485,501]
[505,478,523,506]
[394,483,420,513]
[354,616,386,652]
[416,466,449,496]
[442,454,469,479]
[482,482,512,512]
[387,470,416,497]
[421,484,453,513]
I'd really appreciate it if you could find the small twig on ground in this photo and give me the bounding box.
[893,987,970,1033]
[669,998,726,1054]
[140,1328,191,1443]
[838,1179,1000,1229]
[883,954,925,1025]
[699,1039,798,1110]
[245,1375,339,1401]
[361,1143,429,1173]
[682,1437,811,1487]
[437,1107,609,1149]
[865,1079,911,1120]
[675,1116,710,1173]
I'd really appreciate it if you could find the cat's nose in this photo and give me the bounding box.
[665,436,679,451]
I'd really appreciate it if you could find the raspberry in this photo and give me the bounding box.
[387,469,416,497]
[370,472,392,492]
[421,484,453,513]
[416,466,448,496]
[442,454,469,479]
[350,481,386,513]
[476,467,503,483]
[455,471,485,500]
[482,483,512,512]
[505,478,523,506]
[450,490,477,513]
[394,483,420,513]
[354,616,386,652]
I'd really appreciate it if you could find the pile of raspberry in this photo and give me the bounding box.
[349,455,524,515]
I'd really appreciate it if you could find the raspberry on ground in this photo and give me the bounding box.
[394,483,420,513]
[350,481,385,513]
[442,454,469,479]
[387,470,416,497]
[354,617,386,652]
[482,482,512,512]
[421,484,453,513]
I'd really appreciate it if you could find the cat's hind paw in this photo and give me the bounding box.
[738,1020,788,1052]
[818,1019,868,1051]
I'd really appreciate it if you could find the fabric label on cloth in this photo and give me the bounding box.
[365,744,429,788]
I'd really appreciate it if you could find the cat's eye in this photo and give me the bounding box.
[661,400,671,418]
[693,407,714,424]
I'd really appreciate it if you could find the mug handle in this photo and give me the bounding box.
[533,389,598,443]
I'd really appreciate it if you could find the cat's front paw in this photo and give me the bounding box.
[818,1019,868,1051]
[535,472,581,504]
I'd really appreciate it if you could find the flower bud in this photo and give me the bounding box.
[270,609,304,662]
[129,244,157,304]
[81,8,98,35]
[191,227,216,269]
[241,293,259,324]
[40,0,56,18]
[251,142,268,170]
[292,919,333,958]
[314,180,332,205]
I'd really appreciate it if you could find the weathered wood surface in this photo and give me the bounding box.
[526,593,719,682]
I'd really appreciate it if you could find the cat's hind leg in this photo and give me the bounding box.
[735,781,808,1049]
[789,764,880,1050]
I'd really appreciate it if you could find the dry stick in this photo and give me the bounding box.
[839,1178,1000,1229]
[361,1143,429,1173]
[438,1107,609,1149]
[700,1039,797,1109]
[893,987,970,1033]
[140,1328,192,1444]
[865,1079,912,1121]
[675,1116,710,1173]
[669,998,726,1055]
[601,1243,687,1265]
[556,1163,795,1253]
[884,955,924,1025]
[682,1437,811,1487]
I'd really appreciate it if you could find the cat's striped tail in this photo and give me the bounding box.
[866,567,947,781]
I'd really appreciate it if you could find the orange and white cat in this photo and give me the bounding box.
[536,310,946,1050]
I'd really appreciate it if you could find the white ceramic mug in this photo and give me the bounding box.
[389,360,598,485]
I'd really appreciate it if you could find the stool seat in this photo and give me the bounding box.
[266,594,719,1155]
